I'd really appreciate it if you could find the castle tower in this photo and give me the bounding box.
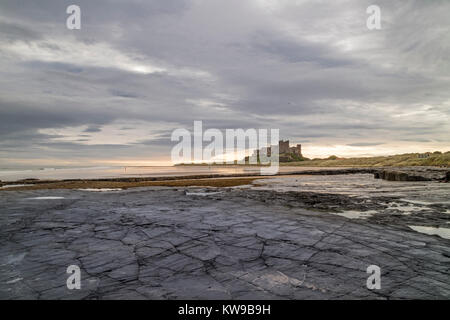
[279,140,290,154]
[294,144,302,155]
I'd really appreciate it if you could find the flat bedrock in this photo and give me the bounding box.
[0,187,449,300]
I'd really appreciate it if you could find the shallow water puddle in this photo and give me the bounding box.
[386,202,425,215]
[6,278,23,284]
[26,196,65,200]
[185,191,222,196]
[409,226,450,240]
[3,252,26,265]
[0,184,29,189]
[334,210,377,219]
[401,199,434,206]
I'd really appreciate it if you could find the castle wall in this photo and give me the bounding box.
[290,144,302,155]
[255,141,302,160]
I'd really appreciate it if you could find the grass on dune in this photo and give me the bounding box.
[282,151,450,167]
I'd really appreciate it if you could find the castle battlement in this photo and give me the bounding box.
[251,140,302,158]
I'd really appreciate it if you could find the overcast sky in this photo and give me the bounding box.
[0,0,449,167]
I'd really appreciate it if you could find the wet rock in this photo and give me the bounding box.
[374,167,449,182]
[0,187,449,299]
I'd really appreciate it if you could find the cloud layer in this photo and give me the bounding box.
[0,0,449,167]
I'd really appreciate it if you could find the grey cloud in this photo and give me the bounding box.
[24,61,84,74]
[250,32,352,67]
[109,89,139,99]
[83,126,102,133]
[0,20,42,42]
[0,99,114,135]
[0,0,449,165]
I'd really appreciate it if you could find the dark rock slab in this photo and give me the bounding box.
[0,187,449,299]
[374,167,449,181]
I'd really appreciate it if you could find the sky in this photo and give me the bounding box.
[0,0,449,168]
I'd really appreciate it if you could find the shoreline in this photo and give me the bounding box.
[0,167,376,191]
[1,166,448,191]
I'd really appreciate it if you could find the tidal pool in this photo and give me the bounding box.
[409,226,450,240]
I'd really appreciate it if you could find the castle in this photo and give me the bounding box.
[278,140,302,155]
[251,140,302,160]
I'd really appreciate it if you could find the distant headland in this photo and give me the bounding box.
[177,139,450,167]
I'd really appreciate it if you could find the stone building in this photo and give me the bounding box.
[288,143,302,155]
[279,140,290,154]
[279,140,302,155]
[251,140,302,159]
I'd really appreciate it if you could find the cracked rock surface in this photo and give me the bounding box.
[1,187,449,299]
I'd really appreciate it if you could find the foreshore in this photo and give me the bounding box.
[1,166,448,191]
[1,168,449,299]
[1,183,449,299]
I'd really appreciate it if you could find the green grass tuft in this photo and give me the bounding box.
[282,151,450,167]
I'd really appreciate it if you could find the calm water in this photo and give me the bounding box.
[0,166,242,181]
[0,166,348,182]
